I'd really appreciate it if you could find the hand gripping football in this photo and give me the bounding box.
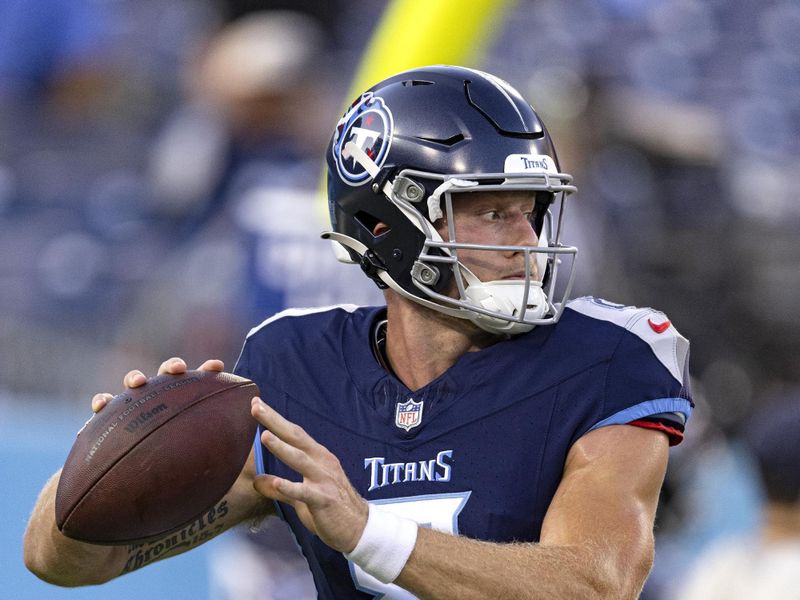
[55,370,258,544]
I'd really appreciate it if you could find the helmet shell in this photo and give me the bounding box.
[326,65,561,297]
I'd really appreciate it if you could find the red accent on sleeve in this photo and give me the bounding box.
[628,419,684,446]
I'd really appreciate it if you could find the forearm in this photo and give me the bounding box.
[395,527,647,600]
[24,468,270,587]
[24,470,128,586]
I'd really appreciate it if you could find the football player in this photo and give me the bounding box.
[25,66,692,599]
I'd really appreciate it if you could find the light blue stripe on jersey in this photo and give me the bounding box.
[588,397,693,432]
[253,427,267,476]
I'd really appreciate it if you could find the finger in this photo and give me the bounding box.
[157,357,187,375]
[251,397,321,454]
[91,392,114,413]
[252,476,318,536]
[260,429,319,477]
[253,474,307,505]
[123,370,147,389]
[197,359,224,372]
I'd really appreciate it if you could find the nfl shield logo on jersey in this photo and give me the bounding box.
[395,398,424,431]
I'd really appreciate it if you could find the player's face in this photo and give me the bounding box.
[440,190,541,283]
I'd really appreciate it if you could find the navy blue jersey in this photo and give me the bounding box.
[234,297,692,600]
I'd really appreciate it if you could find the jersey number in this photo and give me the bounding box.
[348,491,471,600]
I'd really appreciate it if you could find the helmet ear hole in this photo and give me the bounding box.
[354,211,391,239]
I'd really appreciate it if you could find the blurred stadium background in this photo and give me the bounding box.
[2,0,799,598]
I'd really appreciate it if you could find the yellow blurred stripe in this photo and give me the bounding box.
[348,0,517,101]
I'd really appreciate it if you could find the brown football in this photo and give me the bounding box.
[55,370,258,544]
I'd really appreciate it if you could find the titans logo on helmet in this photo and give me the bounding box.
[332,92,394,186]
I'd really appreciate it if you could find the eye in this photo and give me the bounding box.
[480,210,501,222]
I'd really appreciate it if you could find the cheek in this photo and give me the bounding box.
[456,248,501,277]
[449,223,502,273]
[450,220,487,244]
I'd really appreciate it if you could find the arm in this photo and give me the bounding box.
[395,424,668,599]
[23,358,275,587]
[23,450,272,586]
[252,398,668,600]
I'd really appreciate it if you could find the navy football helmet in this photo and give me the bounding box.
[322,65,577,334]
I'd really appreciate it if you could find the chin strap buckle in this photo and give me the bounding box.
[360,250,388,289]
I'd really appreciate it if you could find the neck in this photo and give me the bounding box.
[762,502,800,543]
[383,293,499,391]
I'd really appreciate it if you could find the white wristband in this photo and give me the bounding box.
[344,504,418,584]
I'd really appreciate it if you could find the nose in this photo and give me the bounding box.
[504,209,539,250]
[503,210,540,278]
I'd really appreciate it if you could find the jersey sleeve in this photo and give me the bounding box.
[565,299,693,446]
[592,310,692,445]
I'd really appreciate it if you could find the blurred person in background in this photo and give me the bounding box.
[138,9,382,361]
[674,389,800,599]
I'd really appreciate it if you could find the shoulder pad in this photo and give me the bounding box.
[566,297,690,385]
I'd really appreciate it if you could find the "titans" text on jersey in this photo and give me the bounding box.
[364,450,453,491]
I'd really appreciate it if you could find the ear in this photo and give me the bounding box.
[373,222,390,236]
